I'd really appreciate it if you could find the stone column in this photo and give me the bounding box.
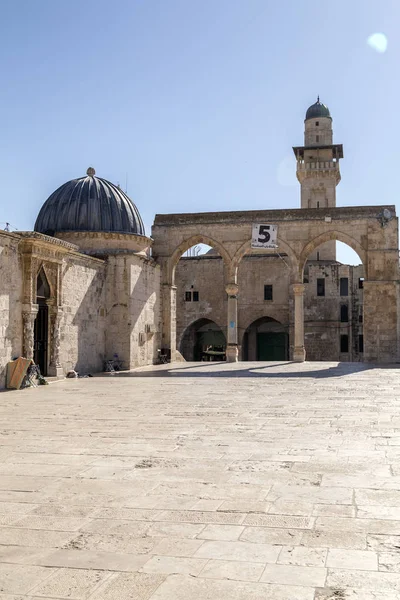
[48,309,64,377]
[292,283,306,362]
[161,284,177,361]
[22,305,38,361]
[225,283,239,362]
[363,280,399,363]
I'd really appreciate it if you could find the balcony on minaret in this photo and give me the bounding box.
[292,143,343,183]
[296,159,340,172]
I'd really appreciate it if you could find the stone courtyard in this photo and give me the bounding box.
[1,362,400,599]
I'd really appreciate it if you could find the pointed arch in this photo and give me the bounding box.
[231,237,299,283]
[36,265,52,299]
[299,231,367,278]
[169,234,232,285]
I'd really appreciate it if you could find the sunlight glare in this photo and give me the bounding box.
[367,33,388,53]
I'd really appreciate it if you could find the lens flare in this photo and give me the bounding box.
[367,33,388,53]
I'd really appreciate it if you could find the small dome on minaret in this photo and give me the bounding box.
[305,96,331,121]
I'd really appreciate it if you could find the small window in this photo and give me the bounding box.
[316,135,320,143]
[359,313,363,323]
[340,334,349,353]
[340,304,349,322]
[317,278,325,297]
[264,284,273,301]
[358,278,364,289]
[340,277,349,296]
[193,291,199,302]
[316,251,320,260]
[358,334,364,353]
[317,201,320,209]
[185,291,192,302]
[316,121,319,126]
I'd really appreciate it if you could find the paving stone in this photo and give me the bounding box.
[312,504,355,518]
[327,568,400,592]
[0,502,38,515]
[30,505,97,518]
[278,546,327,566]
[217,500,270,513]
[36,549,149,572]
[0,564,56,594]
[80,519,151,536]
[244,514,314,529]
[301,530,367,550]
[316,516,400,535]
[140,555,207,576]
[11,515,89,532]
[358,506,400,520]
[88,572,165,600]
[0,527,74,548]
[198,559,265,582]
[151,537,205,557]
[157,510,246,524]
[146,522,206,538]
[379,552,400,573]
[260,563,327,586]
[327,548,378,570]
[194,540,281,562]
[240,526,304,545]
[197,524,244,541]
[191,499,223,511]
[149,574,315,599]
[30,567,111,598]
[3,363,400,598]
[314,588,399,599]
[367,534,400,552]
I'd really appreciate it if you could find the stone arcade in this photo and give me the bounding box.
[0,99,399,386]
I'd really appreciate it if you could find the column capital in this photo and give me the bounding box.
[225,283,239,296]
[292,283,305,296]
[162,283,177,290]
[22,303,38,316]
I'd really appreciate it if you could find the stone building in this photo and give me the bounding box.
[0,99,399,387]
[0,169,161,388]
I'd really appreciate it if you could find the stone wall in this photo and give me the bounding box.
[129,255,161,367]
[304,262,364,362]
[105,254,161,369]
[176,256,226,351]
[175,250,365,362]
[0,232,23,387]
[60,254,107,375]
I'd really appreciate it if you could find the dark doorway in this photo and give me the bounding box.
[34,301,49,375]
[257,332,287,360]
[243,317,289,361]
[180,319,226,361]
[34,268,51,375]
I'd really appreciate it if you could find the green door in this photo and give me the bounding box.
[257,332,287,360]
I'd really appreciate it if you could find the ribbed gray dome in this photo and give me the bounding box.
[305,97,331,121]
[34,168,145,237]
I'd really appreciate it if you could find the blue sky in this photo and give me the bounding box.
[0,0,398,263]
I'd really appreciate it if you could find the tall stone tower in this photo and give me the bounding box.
[293,98,343,260]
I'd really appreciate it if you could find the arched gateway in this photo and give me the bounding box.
[153,99,399,365]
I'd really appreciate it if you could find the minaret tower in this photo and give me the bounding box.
[293,97,343,260]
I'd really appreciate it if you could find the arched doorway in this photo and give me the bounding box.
[180,318,226,361]
[243,317,289,361]
[34,269,51,375]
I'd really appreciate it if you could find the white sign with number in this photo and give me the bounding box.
[251,224,278,249]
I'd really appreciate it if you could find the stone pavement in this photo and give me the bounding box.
[1,361,400,599]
